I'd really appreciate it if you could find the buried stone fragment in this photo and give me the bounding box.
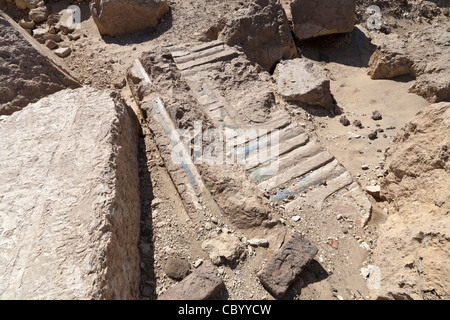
[275,58,334,109]
[158,260,224,300]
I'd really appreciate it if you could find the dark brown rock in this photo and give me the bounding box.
[289,0,356,40]
[257,232,318,298]
[368,26,450,103]
[90,0,169,36]
[353,119,363,129]
[158,260,224,300]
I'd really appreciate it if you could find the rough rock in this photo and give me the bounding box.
[54,47,71,58]
[215,0,298,72]
[0,11,79,116]
[18,18,34,29]
[90,0,169,36]
[201,232,245,265]
[365,185,381,198]
[158,260,224,300]
[372,110,382,121]
[164,256,191,281]
[0,87,141,299]
[275,58,334,109]
[340,116,351,126]
[353,119,363,128]
[58,9,78,35]
[368,26,450,103]
[33,28,62,44]
[247,238,269,247]
[45,39,57,49]
[368,42,413,80]
[257,232,318,298]
[368,131,378,140]
[15,0,39,10]
[288,0,356,41]
[372,102,450,300]
[29,6,49,23]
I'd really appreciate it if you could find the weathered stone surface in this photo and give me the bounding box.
[257,232,318,298]
[201,232,245,265]
[45,39,57,49]
[289,0,356,40]
[0,11,79,116]
[90,0,169,36]
[54,47,71,58]
[247,238,269,247]
[369,26,450,103]
[216,0,298,72]
[365,185,381,198]
[340,116,351,126]
[29,6,49,23]
[0,87,141,299]
[15,0,39,10]
[18,18,35,29]
[373,102,450,300]
[33,29,62,43]
[164,256,191,281]
[158,260,224,300]
[368,38,413,79]
[275,58,334,109]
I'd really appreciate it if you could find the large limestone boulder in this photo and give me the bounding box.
[215,0,298,72]
[0,87,141,299]
[275,58,334,109]
[15,0,39,10]
[90,0,169,36]
[372,103,450,300]
[288,0,356,41]
[368,26,450,103]
[201,232,245,266]
[0,10,79,116]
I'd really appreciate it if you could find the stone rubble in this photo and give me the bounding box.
[369,26,450,103]
[275,57,334,109]
[0,10,79,116]
[158,260,225,300]
[0,87,141,299]
[257,232,318,298]
[288,0,356,41]
[90,0,169,36]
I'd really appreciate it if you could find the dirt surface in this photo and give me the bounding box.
[0,10,79,115]
[1,0,449,300]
